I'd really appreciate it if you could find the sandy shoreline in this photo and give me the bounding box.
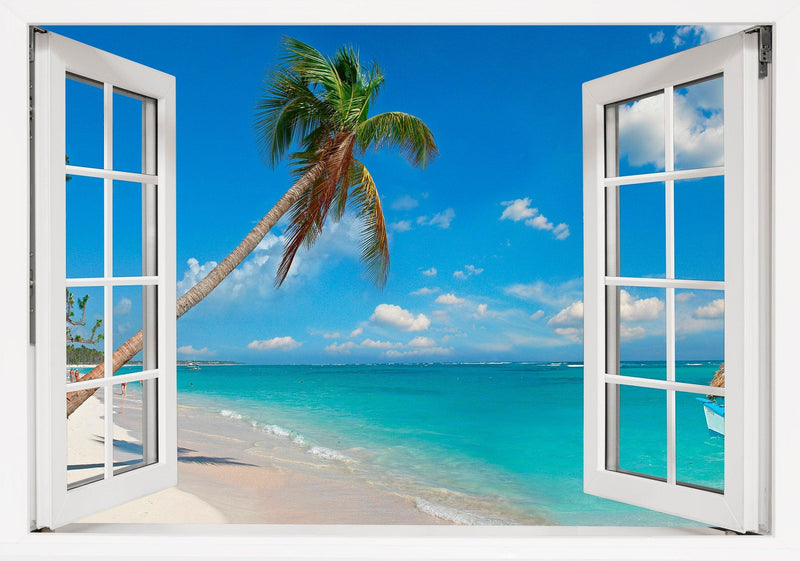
[79,393,451,524]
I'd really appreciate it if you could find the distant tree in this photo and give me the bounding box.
[66,36,438,417]
[66,289,103,346]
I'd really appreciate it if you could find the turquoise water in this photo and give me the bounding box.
[171,361,724,525]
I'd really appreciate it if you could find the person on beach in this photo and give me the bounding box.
[121,382,127,396]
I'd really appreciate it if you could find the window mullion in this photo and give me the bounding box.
[103,82,114,481]
[664,86,677,486]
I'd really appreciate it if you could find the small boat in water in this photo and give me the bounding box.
[185,361,201,371]
[697,397,725,437]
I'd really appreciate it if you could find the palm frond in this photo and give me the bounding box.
[275,133,356,287]
[349,160,389,287]
[356,111,439,168]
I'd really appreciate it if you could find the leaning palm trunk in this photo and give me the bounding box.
[66,167,320,417]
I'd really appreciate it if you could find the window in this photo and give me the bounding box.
[0,2,798,560]
[32,30,177,527]
[583,30,771,532]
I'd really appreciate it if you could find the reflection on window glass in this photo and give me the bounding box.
[113,380,158,476]
[675,289,724,385]
[615,182,666,278]
[66,286,104,381]
[674,76,723,170]
[113,90,143,174]
[615,384,667,480]
[66,76,103,170]
[113,285,148,375]
[66,175,104,279]
[674,176,724,281]
[676,390,724,491]
[608,286,667,380]
[615,93,665,176]
[67,385,105,489]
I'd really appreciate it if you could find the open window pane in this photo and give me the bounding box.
[613,182,666,279]
[675,289,724,385]
[66,286,104,382]
[611,92,665,177]
[113,380,158,476]
[607,286,667,380]
[614,384,667,480]
[676,390,724,491]
[65,75,103,170]
[67,385,105,489]
[674,76,724,171]
[112,89,144,173]
[674,177,724,281]
[66,175,104,279]
[113,181,143,277]
[112,285,154,375]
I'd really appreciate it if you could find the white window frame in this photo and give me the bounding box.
[1,1,799,560]
[582,31,770,533]
[32,30,177,528]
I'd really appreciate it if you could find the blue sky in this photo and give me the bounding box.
[56,24,743,364]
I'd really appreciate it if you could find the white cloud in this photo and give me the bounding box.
[619,289,664,321]
[390,220,412,232]
[325,341,356,353]
[177,345,217,358]
[693,298,725,319]
[548,301,584,328]
[500,198,569,240]
[322,332,341,339]
[477,304,488,317]
[349,327,363,338]
[360,339,402,349]
[391,195,419,211]
[676,292,695,303]
[453,264,484,279]
[620,325,647,341]
[248,336,301,351]
[649,30,665,44]
[500,198,536,222]
[505,278,583,308]
[617,77,724,171]
[436,293,465,305]
[370,304,430,332]
[672,25,750,49]
[417,208,455,229]
[176,216,364,303]
[530,310,545,321]
[114,297,132,316]
[554,327,583,344]
[408,336,436,348]
[411,287,439,296]
[422,267,437,277]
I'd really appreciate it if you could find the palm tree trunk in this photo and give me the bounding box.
[66,166,321,418]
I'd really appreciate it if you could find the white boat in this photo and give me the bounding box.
[696,398,725,437]
[184,361,201,371]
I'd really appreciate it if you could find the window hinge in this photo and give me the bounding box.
[747,26,772,79]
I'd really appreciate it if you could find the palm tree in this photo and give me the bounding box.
[66,36,438,417]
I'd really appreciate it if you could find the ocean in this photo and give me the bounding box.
[164,361,725,526]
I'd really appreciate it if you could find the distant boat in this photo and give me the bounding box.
[185,361,201,371]
[697,397,725,437]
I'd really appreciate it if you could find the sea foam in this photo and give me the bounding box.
[415,499,514,525]
[308,446,355,463]
[220,409,243,420]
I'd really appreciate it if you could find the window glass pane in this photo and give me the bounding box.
[612,182,666,278]
[676,390,724,491]
[675,289,725,385]
[66,286,104,384]
[66,384,105,489]
[607,286,667,380]
[113,380,158,476]
[113,285,156,375]
[66,175,104,279]
[674,176,724,281]
[65,75,103,170]
[113,89,143,173]
[113,180,143,277]
[674,76,724,171]
[612,92,665,177]
[614,384,666,480]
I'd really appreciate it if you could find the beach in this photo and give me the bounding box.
[79,395,450,524]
